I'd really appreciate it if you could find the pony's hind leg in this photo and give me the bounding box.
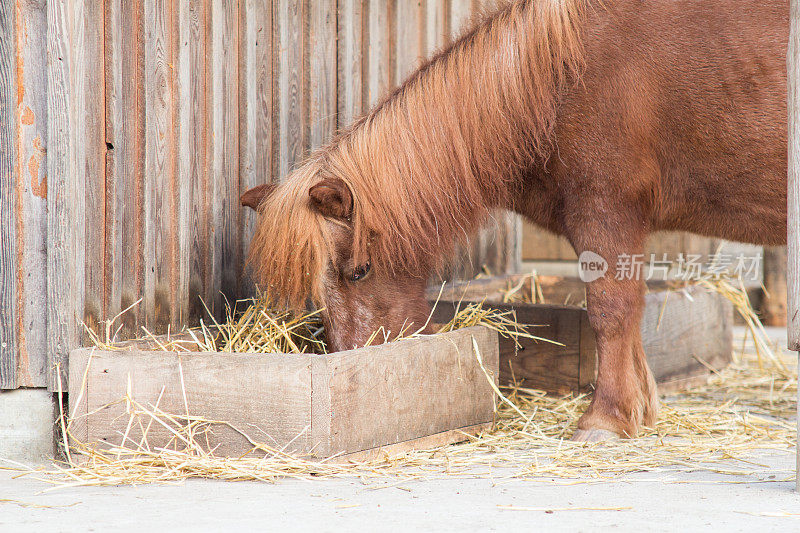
[564,222,658,440]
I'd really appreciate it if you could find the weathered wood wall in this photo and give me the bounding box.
[1,0,513,390]
[1,0,49,389]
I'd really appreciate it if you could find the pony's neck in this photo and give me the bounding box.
[327,0,585,271]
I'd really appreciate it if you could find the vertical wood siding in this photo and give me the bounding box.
[3,0,518,389]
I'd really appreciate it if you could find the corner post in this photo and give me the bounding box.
[787,0,800,493]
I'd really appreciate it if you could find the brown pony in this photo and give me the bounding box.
[242,0,788,441]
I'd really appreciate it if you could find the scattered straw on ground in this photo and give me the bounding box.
[13,330,793,489]
[7,275,796,487]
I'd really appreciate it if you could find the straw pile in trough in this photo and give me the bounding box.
[86,291,552,355]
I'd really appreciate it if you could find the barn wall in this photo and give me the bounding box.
[1,1,50,389]
[0,0,515,390]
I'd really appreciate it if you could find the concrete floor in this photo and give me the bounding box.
[1,327,797,531]
[1,454,798,532]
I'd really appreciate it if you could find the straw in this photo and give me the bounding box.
[27,274,795,487]
[25,326,795,488]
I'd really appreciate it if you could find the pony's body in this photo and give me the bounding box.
[244,0,789,440]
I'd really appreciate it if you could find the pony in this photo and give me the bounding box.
[242,0,788,441]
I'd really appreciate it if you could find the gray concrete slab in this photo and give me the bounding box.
[0,389,54,462]
[0,455,798,532]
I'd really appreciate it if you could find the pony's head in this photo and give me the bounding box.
[242,160,436,352]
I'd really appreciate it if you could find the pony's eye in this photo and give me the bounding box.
[349,261,371,282]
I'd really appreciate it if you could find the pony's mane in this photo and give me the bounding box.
[249,0,586,306]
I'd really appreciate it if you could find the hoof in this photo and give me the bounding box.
[571,429,620,442]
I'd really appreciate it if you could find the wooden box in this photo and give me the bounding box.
[68,326,499,460]
[430,277,733,393]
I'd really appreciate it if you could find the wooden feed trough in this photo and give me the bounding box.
[430,276,733,394]
[68,327,498,461]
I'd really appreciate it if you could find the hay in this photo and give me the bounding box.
[17,274,795,487]
[89,291,547,356]
[24,327,794,488]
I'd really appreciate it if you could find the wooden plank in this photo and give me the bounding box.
[67,347,91,444]
[480,210,522,276]
[310,0,337,149]
[640,286,733,384]
[425,0,447,55]
[46,0,78,390]
[177,0,208,322]
[0,1,18,389]
[70,348,313,455]
[326,326,498,455]
[13,0,49,387]
[209,0,240,307]
[645,230,685,259]
[578,310,597,390]
[786,0,799,491]
[239,0,273,276]
[333,423,491,463]
[365,0,390,106]
[143,0,177,328]
[106,0,145,337]
[337,0,363,127]
[82,0,108,339]
[431,301,586,393]
[310,355,332,455]
[432,277,734,393]
[276,0,306,177]
[521,222,575,261]
[449,0,473,39]
[762,246,787,326]
[395,0,423,83]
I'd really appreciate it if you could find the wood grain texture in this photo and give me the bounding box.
[69,327,498,459]
[325,326,498,456]
[366,0,390,106]
[61,0,91,389]
[14,0,49,387]
[788,0,800,491]
[82,0,108,340]
[310,0,337,149]
[425,0,447,55]
[762,246,788,326]
[337,0,363,127]
[431,301,590,393]
[69,348,314,455]
[449,0,473,39]
[239,0,272,275]
[0,1,18,389]
[332,423,491,463]
[789,0,800,348]
[46,0,77,390]
[176,0,208,322]
[106,0,145,336]
[640,286,733,384]
[277,0,306,177]
[209,0,240,308]
[144,0,177,328]
[394,0,423,83]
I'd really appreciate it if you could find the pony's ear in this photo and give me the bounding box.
[240,183,276,210]
[308,177,353,219]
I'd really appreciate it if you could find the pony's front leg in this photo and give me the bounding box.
[563,227,658,441]
[574,274,658,441]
